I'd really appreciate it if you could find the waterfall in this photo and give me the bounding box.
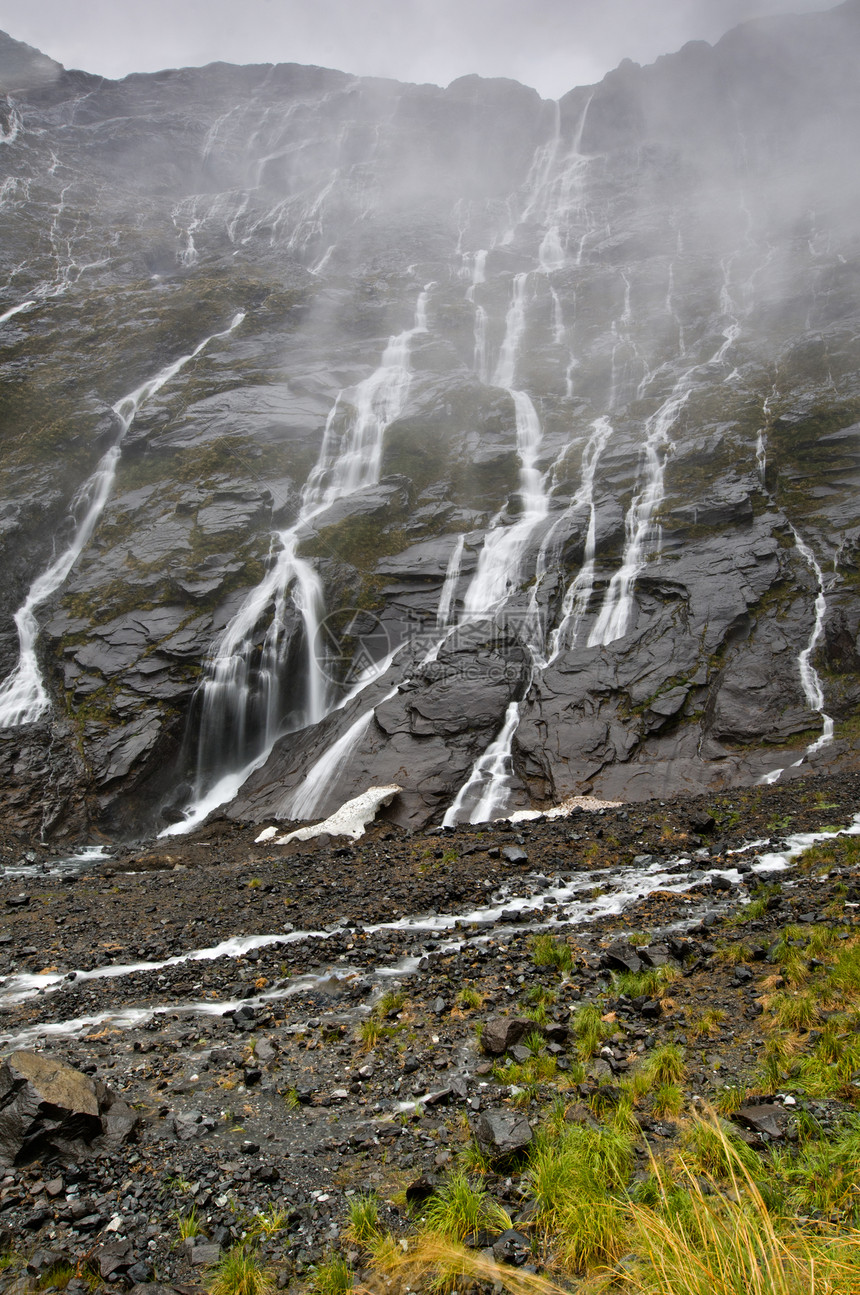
[463,390,548,616]
[0,103,21,146]
[442,107,601,825]
[469,247,490,382]
[285,706,377,821]
[793,532,834,759]
[445,271,551,823]
[441,701,522,827]
[761,530,834,784]
[437,536,465,629]
[548,416,614,659]
[756,390,774,486]
[473,305,489,383]
[0,300,36,326]
[493,273,529,389]
[589,270,751,649]
[588,384,688,647]
[462,275,549,617]
[0,313,245,729]
[168,289,431,833]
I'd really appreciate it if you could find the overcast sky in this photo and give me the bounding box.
[0,0,841,98]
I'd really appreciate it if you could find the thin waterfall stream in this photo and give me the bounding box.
[0,312,246,728]
[761,528,834,785]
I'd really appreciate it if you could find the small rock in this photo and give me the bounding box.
[501,846,528,864]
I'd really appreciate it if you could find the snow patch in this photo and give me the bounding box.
[263,785,402,844]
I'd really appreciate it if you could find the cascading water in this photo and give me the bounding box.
[284,685,399,820]
[0,313,245,729]
[587,384,687,647]
[756,390,775,486]
[762,529,834,785]
[164,289,430,836]
[287,708,376,820]
[443,107,600,825]
[462,278,550,617]
[442,701,521,827]
[547,416,614,659]
[588,273,749,649]
[0,300,35,325]
[443,265,555,821]
[437,536,465,629]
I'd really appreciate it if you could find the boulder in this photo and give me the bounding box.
[0,1051,138,1168]
[731,1104,789,1141]
[474,1109,533,1159]
[480,1016,532,1056]
[600,943,643,975]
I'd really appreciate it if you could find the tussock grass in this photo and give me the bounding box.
[612,965,679,999]
[358,1017,391,1050]
[531,934,574,973]
[651,1083,684,1117]
[627,1171,860,1294]
[421,1172,511,1241]
[525,1121,634,1268]
[245,1205,288,1239]
[207,1246,275,1295]
[679,1117,760,1179]
[643,1043,686,1086]
[768,1117,860,1224]
[374,989,406,1017]
[344,1191,380,1245]
[714,1083,748,1115]
[308,1255,352,1295]
[771,991,819,1031]
[571,1003,614,1059]
[494,1053,559,1086]
[35,1262,75,1291]
[372,1120,860,1293]
[454,985,484,1011]
[689,1007,727,1038]
[174,1205,206,1239]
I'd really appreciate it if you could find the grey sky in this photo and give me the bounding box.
[0,0,841,98]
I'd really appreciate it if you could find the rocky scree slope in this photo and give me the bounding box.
[1,774,860,1290]
[1,5,860,837]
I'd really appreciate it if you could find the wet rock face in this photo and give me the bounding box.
[1,9,860,835]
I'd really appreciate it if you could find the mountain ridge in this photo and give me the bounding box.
[1,3,859,840]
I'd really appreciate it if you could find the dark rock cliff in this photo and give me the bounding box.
[1,5,860,838]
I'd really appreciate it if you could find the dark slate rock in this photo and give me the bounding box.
[0,1052,102,1168]
[98,1242,134,1280]
[492,1228,532,1266]
[475,1109,533,1159]
[601,943,643,975]
[732,1104,788,1140]
[480,1016,532,1056]
[501,846,528,864]
[639,944,670,967]
[405,1173,439,1205]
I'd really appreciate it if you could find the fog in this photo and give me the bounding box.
[0,0,842,97]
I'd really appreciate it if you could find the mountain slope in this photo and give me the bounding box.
[1,3,860,838]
